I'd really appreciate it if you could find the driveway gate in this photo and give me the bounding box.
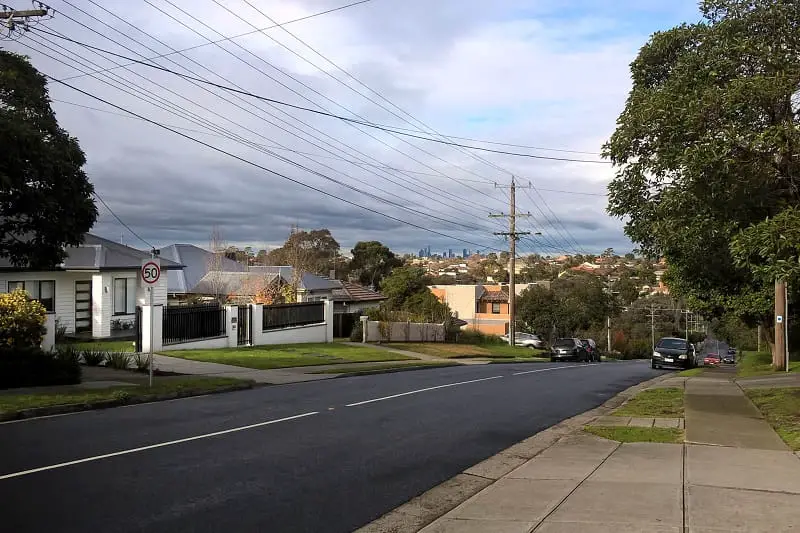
[237,305,252,346]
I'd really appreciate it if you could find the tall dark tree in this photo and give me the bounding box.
[350,241,401,288]
[1,51,97,267]
[266,228,340,276]
[604,0,800,364]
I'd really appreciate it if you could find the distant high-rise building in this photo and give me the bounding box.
[463,248,468,258]
[418,249,425,258]
[427,245,431,257]
[448,249,453,258]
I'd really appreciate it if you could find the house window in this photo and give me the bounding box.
[491,303,501,314]
[6,280,55,312]
[114,278,136,315]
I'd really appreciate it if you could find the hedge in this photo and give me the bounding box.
[0,347,81,389]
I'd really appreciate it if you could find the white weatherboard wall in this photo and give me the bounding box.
[0,271,93,334]
[365,321,445,343]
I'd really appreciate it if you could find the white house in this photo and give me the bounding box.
[0,234,182,339]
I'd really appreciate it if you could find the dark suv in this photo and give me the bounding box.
[652,337,694,370]
[551,338,590,362]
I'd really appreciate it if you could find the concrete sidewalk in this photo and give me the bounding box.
[413,374,800,532]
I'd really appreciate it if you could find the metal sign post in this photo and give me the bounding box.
[141,258,161,387]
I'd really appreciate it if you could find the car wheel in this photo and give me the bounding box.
[551,357,557,362]
[651,362,657,369]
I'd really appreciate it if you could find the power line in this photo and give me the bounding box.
[45,75,506,252]
[26,27,504,236]
[30,38,494,236]
[521,187,586,254]
[30,26,610,165]
[92,191,154,249]
[219,0,597,255]
[58,0,379,81]
[55,1,510,225]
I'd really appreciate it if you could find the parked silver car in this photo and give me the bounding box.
[500,332,546,349]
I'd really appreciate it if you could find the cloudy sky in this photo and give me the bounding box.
[6,0,700,256]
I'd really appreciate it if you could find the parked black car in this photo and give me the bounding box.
[581,338,601,362]
[723,348,736,364]
[551,338,590,362]
[652,337,694,370]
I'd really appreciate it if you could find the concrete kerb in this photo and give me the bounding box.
[355,372,674,533]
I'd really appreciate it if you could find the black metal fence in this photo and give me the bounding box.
[163,303,227,346]
[263,302,325,331]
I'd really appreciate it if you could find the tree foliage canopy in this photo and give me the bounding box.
[604,0,800,328]
[349,241,401,288]
[266,228,339,277]
[1,51,97,268]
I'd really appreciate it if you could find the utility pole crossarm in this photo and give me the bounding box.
[0,9,48,19]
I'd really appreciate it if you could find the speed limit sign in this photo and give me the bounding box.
[141,259,161,285]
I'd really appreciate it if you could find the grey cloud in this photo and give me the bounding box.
[7,0,665,256]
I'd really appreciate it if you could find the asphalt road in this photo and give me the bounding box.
[0,360,665,533]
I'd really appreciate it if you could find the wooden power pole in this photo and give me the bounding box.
[775,279,787,370]
[490,177,531,346]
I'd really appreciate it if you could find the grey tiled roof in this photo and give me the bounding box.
[159,244,245,294]
[0,233,182,271]
[248,266,340,291]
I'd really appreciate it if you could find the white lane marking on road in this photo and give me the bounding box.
[345,376,503,407]
[0,411,318,481]
[512,365,580,376]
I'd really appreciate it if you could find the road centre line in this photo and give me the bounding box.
[0,411,318,481]
[346,376,504,407]
[346,364,591,407]
[513,365,580,376]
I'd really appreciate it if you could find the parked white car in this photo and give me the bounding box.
[500,332,546,349]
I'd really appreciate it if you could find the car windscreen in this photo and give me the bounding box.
[553,339,575,348]
[656,339,687,350]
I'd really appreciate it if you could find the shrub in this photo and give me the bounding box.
[82,349,107,366]
[54,319,68,343]
[105,352,132,370]
[111,390,131,402]
[457,329,505,345]
[619,339,652,360]
[55,345,82,365]
[132,352,150,372]
[0,289,47,347]
[0,346,81,389]
[349,321,363,342]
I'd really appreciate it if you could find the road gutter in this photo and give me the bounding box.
[355,371,674,533]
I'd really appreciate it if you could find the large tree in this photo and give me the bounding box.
[603,0,800,366]
[266,228,340,278]
[517,273,611,339]
[1,51,97,267]
[349,241,401,288]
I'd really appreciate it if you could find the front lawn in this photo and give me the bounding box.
[163,343,415,370]
[677,368,705,377]
[388,343,546,359]
[738,351,800,378]
[746,387,800,450]
[0,377,250,416]
[613,387,684,418]
[584,426,684,444]
[57,340,136,353]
